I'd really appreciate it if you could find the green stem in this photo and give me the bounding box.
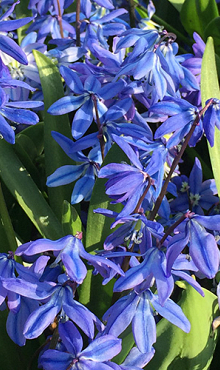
[129,0,136,28]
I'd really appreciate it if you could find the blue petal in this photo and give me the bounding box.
[189,220,219,278]
[149,291,191,333]
[63,287,95,338]
[47,164,85,187]
[0,35,28,65]
[71,166,95,204]
[40,350,73,370]
[48,95,86,115]
[24,290,62,339]
[60,65,84,94]
[80,335,121,362]
[72,98,94,139]
[59,321,82,356]
[133,295,156,353]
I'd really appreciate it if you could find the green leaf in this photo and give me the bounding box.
[180,0,219,38]
[0,182,17,252]
[146,284,219,370]
[0,309,43,370]
[62,200,83,236]
[34,50,73,222]
[204,17,220,56]
[14,139,42,190]
[16,122,44,157]
[85,143,128,253]
[201,37,220,196]
[0,140,63,240]
[79,143,128,317]
[168,0,185,12]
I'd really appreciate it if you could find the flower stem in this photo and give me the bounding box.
[149,99,214,221]
[76,0,81,46]
[57,0,64,38]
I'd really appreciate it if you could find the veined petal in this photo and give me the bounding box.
[1,278,54,300]
[149,291,190,333]
[1,107,39,125]
[133,295,156,353]
[60,65,84,94]
[72,98,94,139]
[112,134,143,169]
[0,114,15,144]
[80,335,121,362]
[59,243,87,283]
[47,164,85,187]
[40,350,73,370]
[63,287,95,338]
[59,321,82,356]
[166,230,190,275]
[189,220,219,278]
[48,95,86,115]
[71,166,95,204]
[24,291,62,339]
[103,293,139,337]
[0,35,28,64]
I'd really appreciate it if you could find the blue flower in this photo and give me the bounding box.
[203,98,220,147]
[166,212,220,279]
[0,86,42,143]
[170,157,218,214]
[0,1,33,64]
[46,131,101,204]
[40,320,122,370]
[99,134,164,219]
[103,288,190,354]
[15,235,124,284]
[150,97,202,148]
[48,65,125,139]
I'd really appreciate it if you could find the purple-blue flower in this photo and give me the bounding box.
[40,320,122,370]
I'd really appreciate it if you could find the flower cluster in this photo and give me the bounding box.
[0,0,220,369]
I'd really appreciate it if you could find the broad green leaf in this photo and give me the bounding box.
[85,143,128,252]
[14,140,42,190]
[34,50,73,222]
[201,37,220,196]
[62,200,83,236]
[146,284,219,370]
[204,17,220,56]
[79,143,128,317]
[168,0,185,12]
[0,183,17,252]
[16,122,44,157]
[0,140,63,240]
[180,0,219,38]
[0,309,42,370]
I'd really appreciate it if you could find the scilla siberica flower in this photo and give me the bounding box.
[46,131,102,204]
[0,1,33,65]
[166,212,220,279]
[0,86,43,143]
[99,134,164,219]
[40,321,122,370]
[48,65,125,139]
